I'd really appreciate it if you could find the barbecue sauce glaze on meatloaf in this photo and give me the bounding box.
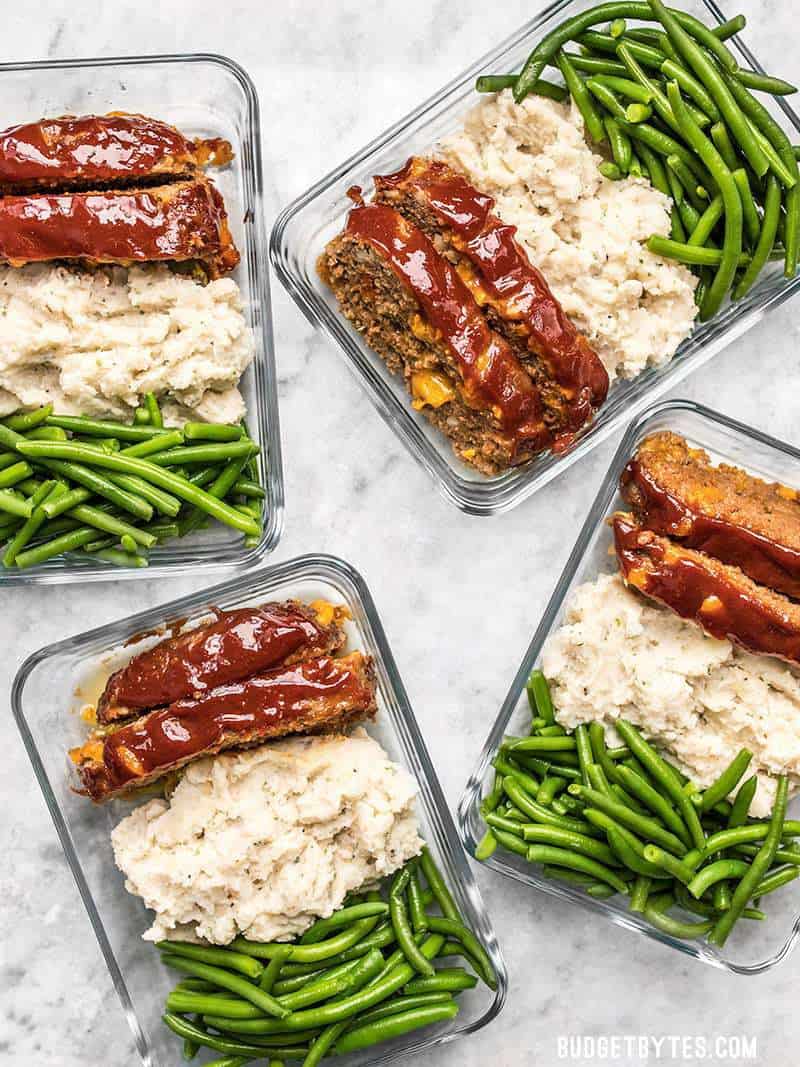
[374,156,608,444]
[321,201,551,473]
[0,177,239,277]
[613,512,800,666]
[0,113,232,194]
[73,652,378,802]
[97,600,348,724]
[319,157,606,474]
[622,431,800,600]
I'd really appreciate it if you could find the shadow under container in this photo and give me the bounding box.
[0,53,283,582]
[460,398,800,974]
[13,553,507,1065]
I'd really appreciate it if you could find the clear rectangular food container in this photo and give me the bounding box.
[0,54,283,583]
[459,397,800,973]
[12,553,506,1065]
[270,0,800,516]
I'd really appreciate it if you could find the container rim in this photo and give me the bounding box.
[0,50,257,86]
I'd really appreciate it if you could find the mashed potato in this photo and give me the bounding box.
[438,92,697,380]
[0,263,254,424]
[541,573,800,816]
[111,730,423,944]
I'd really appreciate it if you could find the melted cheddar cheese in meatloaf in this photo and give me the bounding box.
[319,156,607,475]
[614,432,800,667]
[71,600,377,803]
[622,431,800,600]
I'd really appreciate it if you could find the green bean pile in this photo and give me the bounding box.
[477,2,799,319]
[156,849,496,1066]
[476,669,798,948]
[0,401,266,569]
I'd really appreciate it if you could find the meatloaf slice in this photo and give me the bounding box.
[319,201,549,474]
[0,176,239,277]
[0,113,232,194]
[622,431,800,600]
[72,652,377,802]
[97,600,348,724]
[613,512,800,665]
[373,157,608,447]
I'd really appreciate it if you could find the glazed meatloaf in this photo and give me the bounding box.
[0,113,232,194]
[0,177,239,276]
[613,512,800,665]
[97,600,347,724]
[72,652,377,802]
[319,158,606,474]
[622,431,800,600]
[320,201,550,473]
[373,157,608,440]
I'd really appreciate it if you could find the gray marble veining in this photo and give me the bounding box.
[1,1,799,1064]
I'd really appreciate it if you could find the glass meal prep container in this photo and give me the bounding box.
[12,553,507,1066]
[459,398,800,974]
[270,0,800,517]
[0,54,283,583]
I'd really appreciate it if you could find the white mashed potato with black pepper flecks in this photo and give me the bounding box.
[438,91,697,380]
[0,262,254,424]
[111,729,423,945]
[541,573,800,816]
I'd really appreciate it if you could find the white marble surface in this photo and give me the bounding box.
[1,1,799,1064]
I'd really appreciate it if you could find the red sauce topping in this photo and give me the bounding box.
[613,514,800,664]
[375,158,608,440]
[0,179,236,271]
[99,603,332,718]
[345,202,547,451]
[622,458,800,600]
[100,655,371,791]
[0,114,197,188]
